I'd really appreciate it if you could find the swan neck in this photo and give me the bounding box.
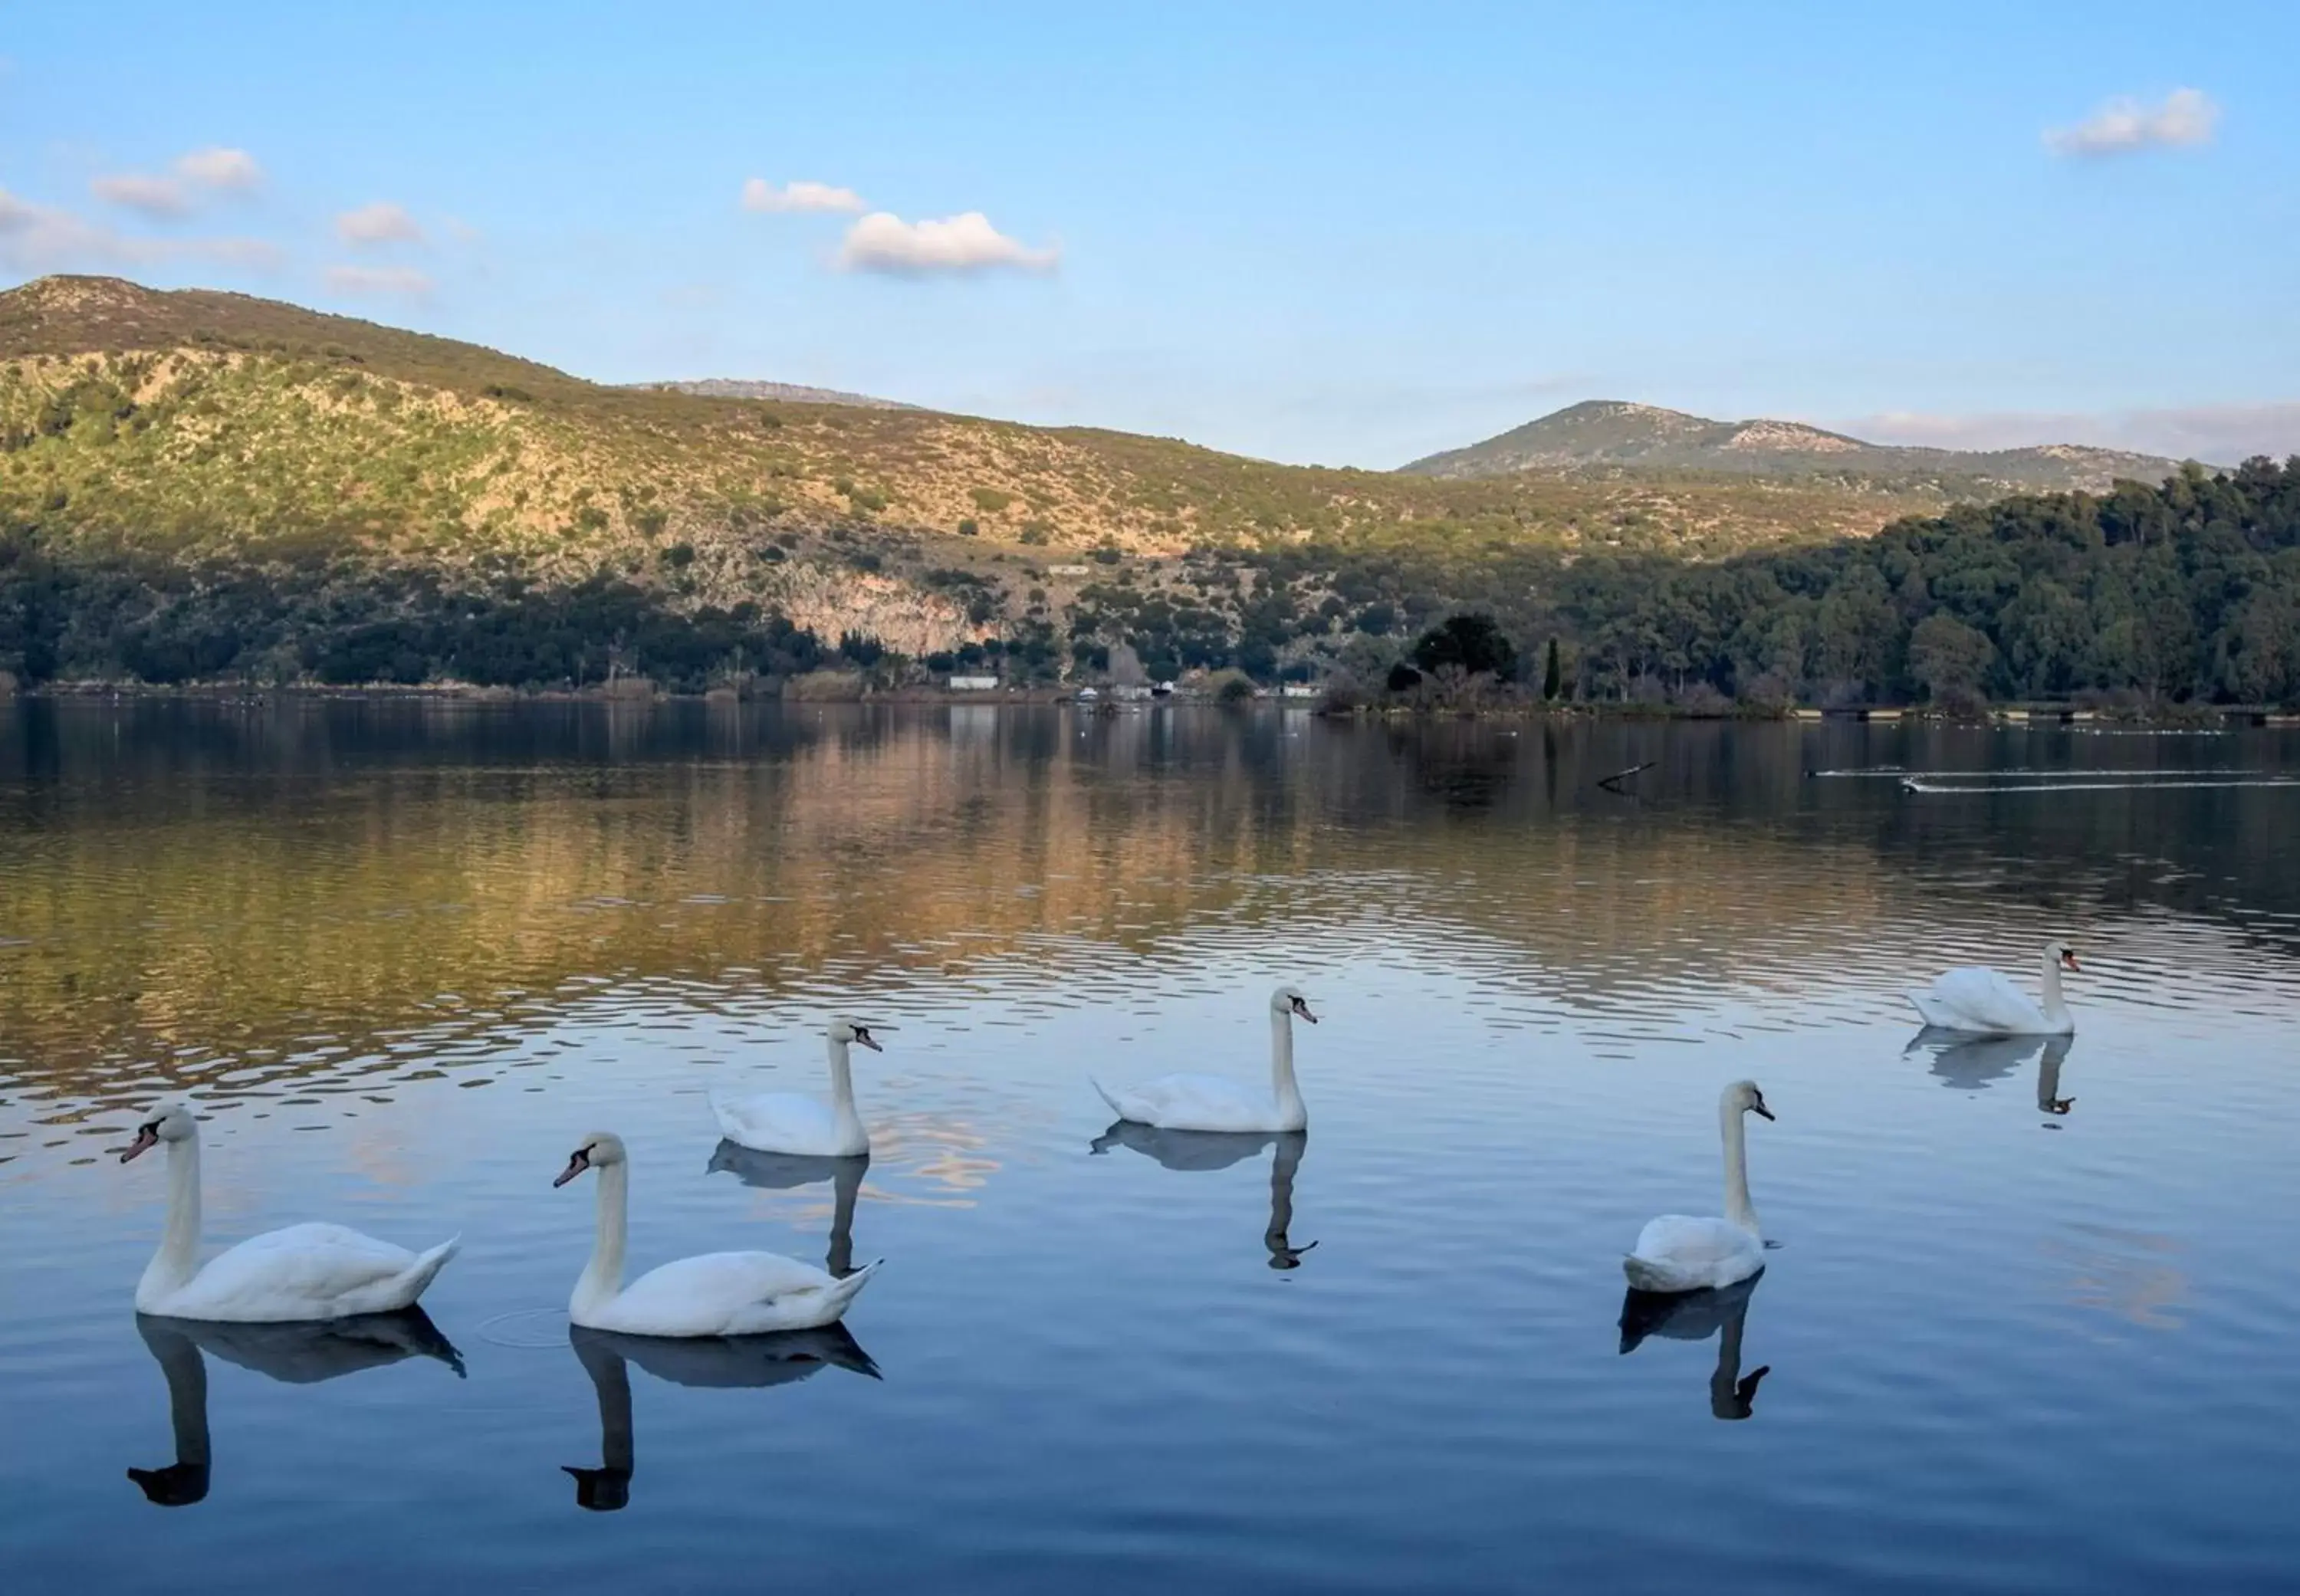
[2039,951,2069,1023]
[579,1340,635,1476]
[576,1162,629,1315]
[826,1039,866,1145]
[1270,1011,1305,1125]
[1721,1104,1759,1235]
[146,1323,211,1470]
[140,1131,205,1305]
[827,1159,861,1278]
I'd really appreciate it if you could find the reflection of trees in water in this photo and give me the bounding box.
[3,702,2294,1106]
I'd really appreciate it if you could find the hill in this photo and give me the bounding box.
[624,378,916,409]
[3,274,2269,704]
[1404,399,2195,494]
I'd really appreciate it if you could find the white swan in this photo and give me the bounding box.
[554,1131,878,1337]
[1907,941,2079,1035]
[1622,1081,1774,1295]
[710,1021,881,1158]
[1092,986,1316,1132]
[119,1100,459,1323]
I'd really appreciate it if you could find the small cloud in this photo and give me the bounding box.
[0,186,278,270]
[336,201,426,247]
[836,210,1058,276]
[91,173,193,219]
[2045,88,2220,157]
[742,177,868,214]
[173,146,264,191]
[88,146,265,219]
[325,263,434,298]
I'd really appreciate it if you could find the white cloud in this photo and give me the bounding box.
[0,187,278,271]
[88,146,266,219]
[324,263,434,297]
[836,210,1058,276]
[2045,88,2220,157]
[1843,403,2300,467]
[90,173,193,218]
[173,146,264,191]
[336,201,426,246]
[741,177,867,214]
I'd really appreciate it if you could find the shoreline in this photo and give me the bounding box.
[2,680,2286,727]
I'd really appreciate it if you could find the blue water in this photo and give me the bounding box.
[3,701,2298,1593]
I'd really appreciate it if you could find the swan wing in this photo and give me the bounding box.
[602,1251,870,1336]
[1099,1073,1280,1132]
[166,1223,429,1321]
[1918,967,2049,1033]
[711,1092,847,1155]
[1624,1216,1763,1293]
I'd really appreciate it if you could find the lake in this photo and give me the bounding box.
[4,698,2298,1594]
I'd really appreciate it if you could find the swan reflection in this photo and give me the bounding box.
[1089,1125,1316,1269]
[130,1308,463,1506]
[1907,1029,2075,1115]
[564,1320,880,1511]
[1617,1275,1769,1420]
[707,1140,869,1277]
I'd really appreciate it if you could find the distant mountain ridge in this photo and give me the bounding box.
[625,378,915,410]
[1403,399,2199,494]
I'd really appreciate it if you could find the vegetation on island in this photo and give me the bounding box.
[0,274,2293,709]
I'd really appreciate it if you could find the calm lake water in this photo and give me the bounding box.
[4,699,2298,1594]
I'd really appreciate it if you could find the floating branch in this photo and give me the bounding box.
[1596,760,1655,793]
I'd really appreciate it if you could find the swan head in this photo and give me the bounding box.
[120,1098,196,1164]
[1724,1080,1775,1121]
[830,1020,884,1053]
[2045,940,2081,974]
[554,1131,627,1187]
[1270,986,1318,1024]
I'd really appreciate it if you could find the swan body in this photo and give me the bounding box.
[120,1101,458,1323]
[556,1131,877,1337]
[710,1021,880,1158]
[1622,1081,1773,1296]
[1092,986,1316,1133]
[1907,941,2079,1035]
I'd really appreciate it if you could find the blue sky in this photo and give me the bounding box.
[2,1,2294,466]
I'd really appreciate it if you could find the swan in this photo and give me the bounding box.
[118,1100,459,1322]
[554,1131,879,1336]
[1092,986,1316,1132]
[1622,1081,1774,1295]
[1907,941,2080,1035]
[710,1021,882,1158]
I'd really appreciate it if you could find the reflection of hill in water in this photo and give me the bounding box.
[2,700,2295,1105]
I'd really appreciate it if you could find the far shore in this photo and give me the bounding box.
[3,678,2290,727]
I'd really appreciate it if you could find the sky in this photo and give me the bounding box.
[2,1,2295,468]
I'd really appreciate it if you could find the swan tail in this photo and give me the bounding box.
[819,1258,881,1319]
[395,1235,461,1305]
[1622,1253,1695,1294]
[1089,1078,1126,1118]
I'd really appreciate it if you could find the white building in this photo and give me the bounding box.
[948,675,1001,691]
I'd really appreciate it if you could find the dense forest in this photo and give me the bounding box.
[2,459,2296,707]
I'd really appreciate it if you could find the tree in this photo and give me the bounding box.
[1410,612,1516,679]
[1541,636,1561,700]
[1907,613,1995,708]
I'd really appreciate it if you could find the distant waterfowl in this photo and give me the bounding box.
[1089,1123,1317,1269]
[1092,986,1316,1133]
[119,1100,459,1322]
[711,1021,882,1158]
[707,1139,869,1278]
[130,1308,462,1507]
[564,1320,879,1512]
[1907,941,2080,1035]
[1617,1273,1769,1420]
[555,1131,878,1336]
[1622,1081,1773,1295]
